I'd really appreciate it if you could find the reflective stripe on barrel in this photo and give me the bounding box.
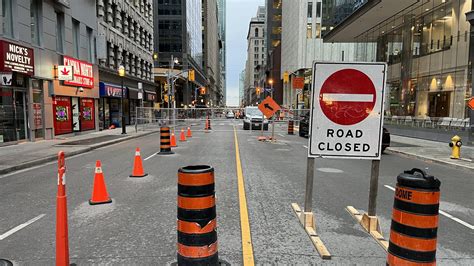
[177,165,218,264]
[387,182,439,265]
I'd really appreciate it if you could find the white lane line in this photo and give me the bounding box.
[303,145,308,149]
[144,153,158,161]
[322,93,374,102]
[0,214,46,240]
[384,185,474,230]
[278,134,284,137]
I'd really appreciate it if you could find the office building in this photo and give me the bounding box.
[218,0,226,106]
[0,0,99,145]
[244,6,266,106]
[203,0,222,107]
[265,0,283,104]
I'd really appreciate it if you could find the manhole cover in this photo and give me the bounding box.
[0,259,13,266]
[56,135,126,146]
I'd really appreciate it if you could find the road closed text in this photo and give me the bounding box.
[317,129,370,152]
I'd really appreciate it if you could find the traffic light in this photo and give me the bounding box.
[189,69,195,81]
[256,87,261,96]
[283,71,289,84]
[200,87,206,95]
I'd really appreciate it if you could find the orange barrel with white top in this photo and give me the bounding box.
[387,168,441,266]
[177,165,218,265]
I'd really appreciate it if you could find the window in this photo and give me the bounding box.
[254,60,258,65]
[306,23,312,39]
[2,0,13,37]
[30,0,42,45]
[87,27,94,62]
[254,40,258,45]
[316,2,321,18]
[72,18,80,58]
[255,28,259,37]
[307,2,313,18]
[254,47,259,52]
[254,54,258,59]
[262,40,265,45]
[56,11,65,53]
[316,23,321,38]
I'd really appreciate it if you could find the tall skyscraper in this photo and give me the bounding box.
[217,0,226,106]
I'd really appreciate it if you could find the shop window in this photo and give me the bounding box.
[306,23,312,39]
[316,23,321,38]
[2,0,14,37]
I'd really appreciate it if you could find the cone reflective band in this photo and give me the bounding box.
[56,151,69,266]
[387,169,441,265]
[288,120,294,135]
[177,165,218,265]
[159,127,174,155]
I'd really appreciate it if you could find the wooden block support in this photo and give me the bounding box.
[291,203,332,260]
[345,206,388,252]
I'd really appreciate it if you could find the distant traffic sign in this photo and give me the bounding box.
[293,77,305,89]
[468,97,474,110]
[309,62,386,160]
[259,96,281,118]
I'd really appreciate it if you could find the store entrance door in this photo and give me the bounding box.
[429,92,450,118]
[13,90,28,141]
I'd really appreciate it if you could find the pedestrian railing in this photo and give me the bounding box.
[384,115,471,130]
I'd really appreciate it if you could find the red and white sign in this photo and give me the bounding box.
[63,56,94,88]
[309,62,386,160]
[57,65,74,81]
[0,40,34,76]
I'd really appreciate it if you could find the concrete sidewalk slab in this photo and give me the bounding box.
[0,128,160,175]
[387,135,474,170]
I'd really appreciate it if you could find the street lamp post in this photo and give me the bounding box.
[269,79,275,142]
[119,65,126,134]
[167,55,179,126]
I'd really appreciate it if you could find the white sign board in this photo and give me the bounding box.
[58,65,74,81]
[0,73,12,86]
[308,62,386,160]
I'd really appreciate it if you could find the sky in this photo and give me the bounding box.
[226,0,265,106]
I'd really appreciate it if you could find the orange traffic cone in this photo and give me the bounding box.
[205,119,210,133]
[187,127,192,138]
[89,160,112,205]
[180,129,186,142]
[130,148,148,178]
[171,131,177,147]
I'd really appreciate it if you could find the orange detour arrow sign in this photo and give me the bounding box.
[258,96,281,118]
[468,97,474,110]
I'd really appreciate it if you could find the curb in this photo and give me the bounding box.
[0,130,159,175]
[387,148,474,171]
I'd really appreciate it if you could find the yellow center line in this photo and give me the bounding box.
[233,126,255,266]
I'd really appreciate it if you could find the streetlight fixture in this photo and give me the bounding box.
[118,65,126,134]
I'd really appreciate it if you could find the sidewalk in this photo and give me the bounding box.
[0,128,160,175]
[387,135,474,170]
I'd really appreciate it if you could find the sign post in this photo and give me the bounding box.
[292,62,387,257]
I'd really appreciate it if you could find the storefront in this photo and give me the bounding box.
[144,90,157,107]
[0,40,34,145]
[99,82,128,129]
[51,56,99,135]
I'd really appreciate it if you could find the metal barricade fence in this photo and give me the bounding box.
[135,107,311,133]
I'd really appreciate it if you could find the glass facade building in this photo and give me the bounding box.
[351,0,472,119]
[186,0,203,66]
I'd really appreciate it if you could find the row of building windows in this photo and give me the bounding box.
[104,42,153,81]
[254,46,265,53]
[2,0,95,62]
[97,0,153,53]
[254,39,265,45]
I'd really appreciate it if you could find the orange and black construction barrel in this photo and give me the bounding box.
[288,120,294,135]
[177,165,218,265]
[387,168,441,266]
[159,127,174,155]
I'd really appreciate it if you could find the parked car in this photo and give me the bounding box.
[243,106,268,130]
[226,111,235,119]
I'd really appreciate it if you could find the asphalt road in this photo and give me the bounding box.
[0,120,472,265]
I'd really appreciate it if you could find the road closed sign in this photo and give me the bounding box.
[309,62,386,160]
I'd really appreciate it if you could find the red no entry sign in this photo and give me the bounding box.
[319,69,376,126]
